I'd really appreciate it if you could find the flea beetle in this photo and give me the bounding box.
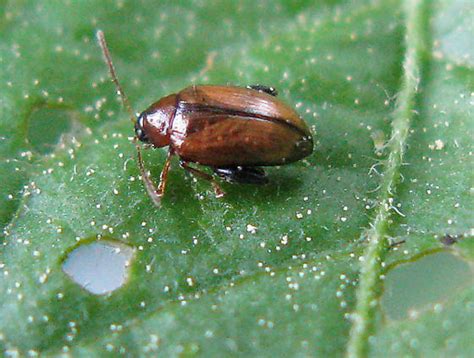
[97,31,313,206]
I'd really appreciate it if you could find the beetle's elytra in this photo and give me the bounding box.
[97,31,313,206]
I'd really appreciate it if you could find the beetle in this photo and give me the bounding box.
[97,31,313,206]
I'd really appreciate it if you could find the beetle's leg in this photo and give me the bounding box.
[246,85,278,97]
[137,146,173,206]
[180,161,225,198]
[214,166,269,185]
[157,150,174,197]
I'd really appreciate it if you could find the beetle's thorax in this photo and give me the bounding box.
[139,94,178,148]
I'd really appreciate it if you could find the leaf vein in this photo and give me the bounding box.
[346,0,428,357]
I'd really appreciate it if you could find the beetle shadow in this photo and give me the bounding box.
[192,168,303,206]
[160,160,309,209]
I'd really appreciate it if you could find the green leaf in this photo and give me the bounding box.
[0,0,472,357]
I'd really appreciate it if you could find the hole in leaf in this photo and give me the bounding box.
[27,107,76,154]
[62,240,134,295]
[381,251,473,320]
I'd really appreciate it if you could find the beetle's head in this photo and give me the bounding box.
[134,94,177,148]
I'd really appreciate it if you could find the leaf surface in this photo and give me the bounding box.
[0,0,472,356]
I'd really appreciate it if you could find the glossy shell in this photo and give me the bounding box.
[169,85,313,166]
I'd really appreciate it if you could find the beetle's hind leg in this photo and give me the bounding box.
[214,166,269,185]
[180,161,225,198]
[246,85,278,97]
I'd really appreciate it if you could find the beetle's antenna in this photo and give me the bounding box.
[96,30,136,123]
[98,30,160,205]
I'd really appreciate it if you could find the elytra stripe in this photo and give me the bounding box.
[178,102,309,137]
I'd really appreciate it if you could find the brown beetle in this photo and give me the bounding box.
[97,31,313,206]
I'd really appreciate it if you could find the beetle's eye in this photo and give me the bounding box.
[135,113,149,143]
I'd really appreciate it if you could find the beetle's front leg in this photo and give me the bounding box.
[246,85,278,97]
[180,161,225,198]
[137,146,173,206]
[157,150,174,198]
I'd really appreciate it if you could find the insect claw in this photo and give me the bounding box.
[213,185,225,198]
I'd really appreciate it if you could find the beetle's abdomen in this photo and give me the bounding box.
[170,85,313,167]
[171,112,312,167]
